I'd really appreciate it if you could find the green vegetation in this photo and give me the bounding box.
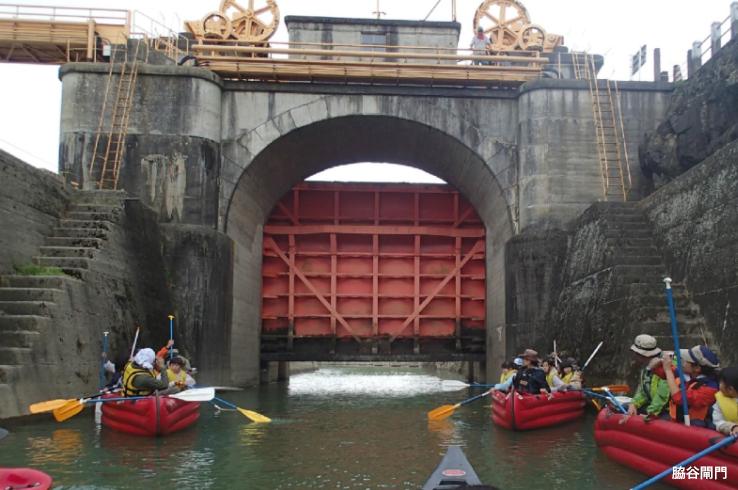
[14,264,66,276]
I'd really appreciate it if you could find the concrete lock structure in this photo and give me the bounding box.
[19,0,738,420]
[54,16,672,389]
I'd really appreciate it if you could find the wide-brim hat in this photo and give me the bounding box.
[681,346,719,368]
[630,334,662,357]
[518,349,539,361]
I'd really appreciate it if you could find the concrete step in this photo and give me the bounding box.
[36,257,92,270]
[606,237,656,248]
[0,301,56,316]
[0,315,50,332]
[604,229,654,239]
[73,190,127,203]
[0,365,20,384]
[38,246,98,259]
[612,246,659,256]
[71,203,123,213]
[66,211,119,222]
[635,306,700,322]
[612,265,666,283]
[625,293,691,309]
[45,237,105,249]
[0,347,31,365]
[610,255,664,266]
[0,331,40,348]
[628,283,688,296]
[603,214,649,224]
[640,319,706,337]
[0,275,73,289]
[53,227,109,240]
[607,221,653,231]
[58,219,111,230]
[57,268,88,281]
[0,288,64,302]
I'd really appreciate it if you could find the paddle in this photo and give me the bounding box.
[129,327,140,361]
[213,397,272,423]
[168,315,174,360]
[592,385,630,393]
[0,427,8,441]
[629,435,738,490]
[99,331,109,391]
[428,389,492,420]
[441,380,496,391]
[581,341,604,372]
[601,387,627,414]
[53,388,215,422]
[664,277,691,427]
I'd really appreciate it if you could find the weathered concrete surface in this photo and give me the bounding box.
[0,151,72,274]
[550,202,706,386]
[285,17,461,63]
[504,230,568,358]
[640,37,738,188]
[0,152,175,418]
[638,139,738,366]
[57,62,675,383]
[160,224,240,386]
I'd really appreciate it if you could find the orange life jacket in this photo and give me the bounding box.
[668,377,715,423]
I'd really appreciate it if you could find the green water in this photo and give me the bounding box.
[0,367,668,489]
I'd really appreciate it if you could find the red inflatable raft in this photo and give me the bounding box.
[0,468,52,489]
[595,410,738,489]
[100,393,200,437]
[491,389,586,431]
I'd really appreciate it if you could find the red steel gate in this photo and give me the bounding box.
[260,183,486,361]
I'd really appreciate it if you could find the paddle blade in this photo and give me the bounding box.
[169,387,215,402]
[53,400,85,422]
[238,408,272,423]
[428,404,459,420]
[0,427,8,441]
[593,385,629,394]
[30,399,72,414]
[441,380,470,390]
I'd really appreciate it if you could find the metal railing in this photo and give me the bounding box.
[192,40,546,86]
[0,4,129,25]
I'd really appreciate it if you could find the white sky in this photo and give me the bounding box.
[0,0,733,183]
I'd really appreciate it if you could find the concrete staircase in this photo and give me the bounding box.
[0,191,126,409]
[601,202,709,348]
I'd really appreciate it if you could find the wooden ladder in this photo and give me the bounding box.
[584,55,632,201]
[88,42,141,190]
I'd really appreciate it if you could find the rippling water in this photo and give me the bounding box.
[0,367,668,489]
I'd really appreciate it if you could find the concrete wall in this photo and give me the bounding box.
[516,79,672,231]
[0,152,176,418]
[57,63,675,386]
[285,16,461,63]
[639,140,738,366]
[0,151,72,274]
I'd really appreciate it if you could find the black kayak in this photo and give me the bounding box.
[422,445,483,489]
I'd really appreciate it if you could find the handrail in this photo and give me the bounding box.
[0,3,129,25]
[192,44,546,65]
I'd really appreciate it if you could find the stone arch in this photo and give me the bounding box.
[222,111,515,385]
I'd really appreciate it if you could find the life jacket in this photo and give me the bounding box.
[669,376,719,423]
[561,372,574,383]
[167,368,186,385]
[122,362,155,397]
[545,369,559,388]
[500,370,516,384]
[715,392,738,423]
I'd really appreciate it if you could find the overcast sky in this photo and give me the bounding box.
[0,0,733,183]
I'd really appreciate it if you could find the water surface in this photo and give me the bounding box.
[0,367,668,489]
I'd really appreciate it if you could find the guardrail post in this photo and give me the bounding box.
[712,22,722,57]
[688,42,702,77]
[653,48,661,81]
[732,2,738,39]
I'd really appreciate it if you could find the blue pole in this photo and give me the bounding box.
[99,331,109,391]
[602,388,628,414]
[630,435,737,489]
[168,315,174,360]
[664,278,692,426]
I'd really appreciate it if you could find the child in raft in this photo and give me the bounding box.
[493,359,522,392]
[713,366,738,436]
[652,345,720,428]
[559,358,583,390]
[542,358,566,392]
[166,356,196,392]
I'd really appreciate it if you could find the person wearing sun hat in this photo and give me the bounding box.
[512,349,549,395]
[652,345,720,427]
[627,335,671,417]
